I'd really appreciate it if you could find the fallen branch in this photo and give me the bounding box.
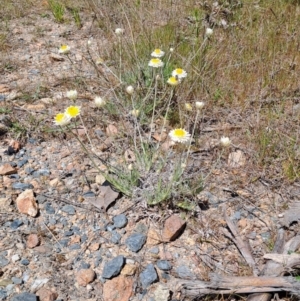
[176,274,300,298]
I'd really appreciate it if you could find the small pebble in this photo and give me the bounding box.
[17,159,28,168]
[44,203,55,214]
[61,205,76,215]
[102,255,125,279]
[0,256,9,267]
[106,224,116,232]
[176,265,195,279]
[112,214,128,228]
[12,277,23,285]
[125,233,146,252]
[12,183,34,190]
[140,264,158,289]
[11,254,20,262]
[111,230,121,244]
[156,260,172,271]
[11,292,37,301]
[10,220,23,230]
[80,262,91,269]
[20,258,30,266]
[0,289,7,301]
[64,230,74,237]
[25,167,35,175]
[69,244,81,250]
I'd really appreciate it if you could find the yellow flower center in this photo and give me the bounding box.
[176,68,183,74]
[169,77,178,84]
[174,129,185,137]
[151,58,160,64]
[154,49,161,54]
[55,113,64,122]
[61,45,68,50]
[66,106,80,117]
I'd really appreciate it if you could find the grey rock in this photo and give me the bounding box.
[156,260,172,271]
[83,191,95,198]
[176,265,195,279]
[113,214,128,228]
[45,203,55,214]
[25,167,35,175]
[80,262,91,269]
[140,264,158,289]
[102,255,125,279]
[8,174,19,179]
[10,220,23,230]
[0,289,7,301]
[20,258,29,266]
[12,277,22,285]
[125,233,146,252]
[35,195,46,204]
[11,292,37,301]
[135,223,148,234]
[17,159,28,167]
[149,247,159,254]
[81,234,88,242]
[12,183,33,190]
[58,239,69,247]
[0,256,9,267]
[61,205,76,215]
[64,230,74,237]
[232,211,241,220]
[69,244,81,250]
[33,169,50,177]
[106,224,116,232]
[111,231,121,244]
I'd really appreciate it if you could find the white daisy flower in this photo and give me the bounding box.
[169,128,191,143]
[172,68,187,79]
[151,49,165,58]
[54,113,71,126]
[148,58,164,68]
[58,45,70,54]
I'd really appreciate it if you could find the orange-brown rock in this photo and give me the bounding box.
[147,227,162,245]
[0,163,17,175]
[76,269,96,286]
[36,287,58,301]
[27,234,40,249]
[103,276,133,301]
[16,189,38,217]
[120,264,137,276]
[162,215,186,241]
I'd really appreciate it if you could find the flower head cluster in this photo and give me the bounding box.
[172,68,187,79]
[220,136,231,147]
[148,58,164,68]
[167,68,187,86]
[59,45,70,54]
[65,106,81,118]
[66,90,78,100]
[195,101,205,110]
[167,76,179,86]
[115,28,124,35]
[169,128,191,143]
[205,28,214,37]
[151,49,165,58]
[54,113,71,126]
[94,96,106,108]
[54,105,81,126]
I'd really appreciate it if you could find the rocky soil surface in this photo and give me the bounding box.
[1,7,300,301]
